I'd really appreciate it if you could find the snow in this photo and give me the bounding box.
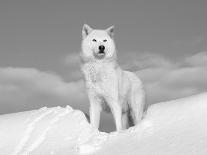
[0,105,94,155]
[0,92,207,154]
[95,92,207,155]
[13,107,55,155]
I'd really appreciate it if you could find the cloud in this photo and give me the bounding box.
[182,51,207,66]
[140,67,207,104]
[0,67,88,114]
[135,52,207,104]
[159,67,207,89]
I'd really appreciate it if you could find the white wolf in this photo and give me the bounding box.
[81,24,146,131]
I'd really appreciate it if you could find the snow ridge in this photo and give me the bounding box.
[12,107,56,155]
[21,106,73,155]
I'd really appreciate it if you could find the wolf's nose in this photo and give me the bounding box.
[99,45,105,51]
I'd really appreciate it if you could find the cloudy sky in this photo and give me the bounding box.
[0,0,207,131]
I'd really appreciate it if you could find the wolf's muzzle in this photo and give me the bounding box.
[93,45,106,59]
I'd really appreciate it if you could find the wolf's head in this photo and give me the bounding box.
[81,24,116,62]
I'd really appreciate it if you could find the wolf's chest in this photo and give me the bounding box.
[82,63,117,92]
[84,65,113,83]
[87,66,105,83]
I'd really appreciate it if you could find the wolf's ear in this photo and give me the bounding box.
[106,25,114,38]
[82,24,93,39]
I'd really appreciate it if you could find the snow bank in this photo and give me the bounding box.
[95,92,207,155]
[0,92,207,155]
[0,106,99,155]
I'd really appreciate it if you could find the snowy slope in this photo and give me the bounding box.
[93,92,207,155]
[0,106,99,155]
[1,92,207,155]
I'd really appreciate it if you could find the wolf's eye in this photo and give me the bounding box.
[92,39,97,42]
[103,39,107,42]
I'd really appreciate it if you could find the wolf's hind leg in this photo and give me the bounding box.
[110,103,122,131]
[121,113,128,130]
[129,84,146,125]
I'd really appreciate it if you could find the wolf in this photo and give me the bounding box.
[80,24,146,131]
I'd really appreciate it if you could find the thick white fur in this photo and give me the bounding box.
[81,24,146,131]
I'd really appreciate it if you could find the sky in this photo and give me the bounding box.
[0,0,207,132]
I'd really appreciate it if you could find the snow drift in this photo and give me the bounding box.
[0,92,207,155]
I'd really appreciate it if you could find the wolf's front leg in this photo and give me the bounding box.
[88,94,102,129]
[89,103,101,129]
